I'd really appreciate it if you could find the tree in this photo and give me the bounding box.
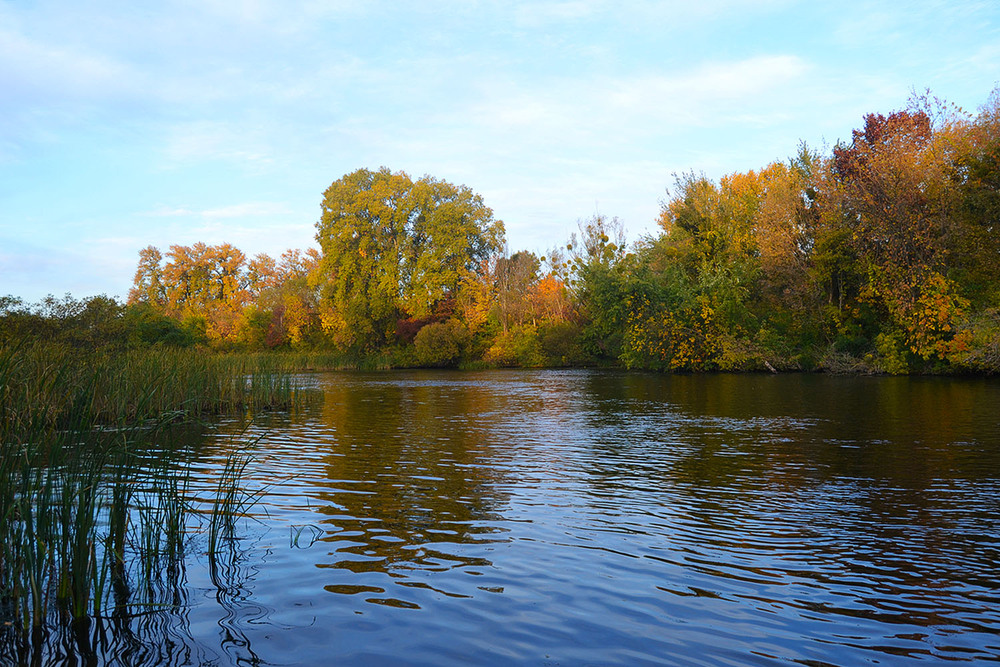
[314,167,504,352]
[566,214,629,359]
[949,89,1000,306]
[494,250,541,331]
[128,246,166,306]
[829,107,970,364]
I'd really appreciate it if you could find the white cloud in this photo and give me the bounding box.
[0,27,138,103]
[513,0,607,27]
[509,0,793,28]
[201,202,292,219]
[461,54,811,155]
[142,201,292,220]
[606,55,810,123]
[145,206,196,218]
[161,121,276,167]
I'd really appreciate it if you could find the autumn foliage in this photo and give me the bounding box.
[10,89,996,374]
[618,90,1000,374]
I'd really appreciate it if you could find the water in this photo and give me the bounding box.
[10,370,1000,665]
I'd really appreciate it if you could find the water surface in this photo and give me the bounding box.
[29,371,1000,665]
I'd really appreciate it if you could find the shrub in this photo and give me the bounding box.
[484,325,545,367]
[413,319,471,367]
[871,331,911,374]
[538,321,585,365]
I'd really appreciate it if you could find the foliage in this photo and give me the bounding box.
[614,88,1000,375]
[494,250,541,331]
[314,167,504,353]
[127,243,321,350]
[538,320,585,366]
[413,319,471,367]
[484,324,546,367]
[564,214,630,360]
[28,95,1000,375]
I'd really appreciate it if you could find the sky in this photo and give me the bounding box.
[1,0,998,303]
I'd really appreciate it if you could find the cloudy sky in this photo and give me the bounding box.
[2,0,998,302]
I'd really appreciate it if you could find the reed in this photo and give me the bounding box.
[205,440,270,596]
[0,343,299,659]
[1,343,301,436]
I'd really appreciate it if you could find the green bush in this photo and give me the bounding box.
[871,331,911,375]
[413,319,471,367]
[484,324,545,367]
[538,321,585,365]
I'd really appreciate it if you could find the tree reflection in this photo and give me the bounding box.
[308,372,515,604]
[569,371,1000,640]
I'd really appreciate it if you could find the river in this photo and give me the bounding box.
[28,370,1000,665]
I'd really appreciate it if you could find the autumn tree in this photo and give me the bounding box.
[494,250,541,331]
[128,246,166,306]
[128,242,248,345]
[829,106,972,364]
[314,167,504,353]
[252,248,322,348]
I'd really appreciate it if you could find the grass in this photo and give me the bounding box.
[1,343,304,430]
[225,349,394,372]
[0,342,302,661]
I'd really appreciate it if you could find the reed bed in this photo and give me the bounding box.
[1,343,301,432]
[0,343,296,662]
[228,349,394,373]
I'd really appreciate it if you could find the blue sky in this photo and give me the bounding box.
[2,0,998,303]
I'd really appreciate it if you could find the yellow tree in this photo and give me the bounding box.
[128,245,166,306]
[134,242,251,345]
[830,107,969,362]
[315,168,504,353]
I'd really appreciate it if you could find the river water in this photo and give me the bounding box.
[44,371,1000,664]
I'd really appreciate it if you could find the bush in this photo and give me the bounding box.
[413,319,471,367]
[953,309,1000,373]
[484,325,545,367]
[538,321,585,365]
[870,331,911,374]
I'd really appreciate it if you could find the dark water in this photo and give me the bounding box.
[35,371,1000,665]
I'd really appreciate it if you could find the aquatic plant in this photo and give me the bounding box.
[0,343,299,662]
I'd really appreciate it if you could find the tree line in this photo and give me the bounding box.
[4,89,998,374]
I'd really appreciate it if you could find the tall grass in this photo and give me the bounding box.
[0,343,300,661]
[227,349,394,372]
[1,343,300,431]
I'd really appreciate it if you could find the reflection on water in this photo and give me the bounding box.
[7,370,1000,665]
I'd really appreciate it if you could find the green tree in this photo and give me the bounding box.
[314,167,504,353]
[566,214,629,360]
[949,90,1000,307]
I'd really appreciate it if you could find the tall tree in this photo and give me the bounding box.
[314,167,504,352]
[494,250,541,331]
[830,107,969,362]
[128,246,166,306]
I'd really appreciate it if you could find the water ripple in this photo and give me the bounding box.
[45,370,1000,666]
